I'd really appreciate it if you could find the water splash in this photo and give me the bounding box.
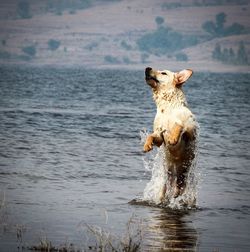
[140,129,200,209]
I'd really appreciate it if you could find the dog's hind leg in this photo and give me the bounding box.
[174,173,187,198]
[159,183,167,203]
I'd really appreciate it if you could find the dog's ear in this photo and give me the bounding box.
[175,69,193,86]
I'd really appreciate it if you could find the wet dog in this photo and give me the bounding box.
[143,67,197,202]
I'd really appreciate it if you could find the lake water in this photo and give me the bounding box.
[0,66,250,251]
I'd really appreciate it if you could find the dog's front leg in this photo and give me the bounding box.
[143,133,164,152]
[167,123,183,145]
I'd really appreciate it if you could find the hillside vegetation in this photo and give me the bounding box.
[0,0,249,72]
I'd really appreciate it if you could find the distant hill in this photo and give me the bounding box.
[0,0,249,72]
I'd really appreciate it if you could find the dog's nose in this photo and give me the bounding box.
[145,67,152,76]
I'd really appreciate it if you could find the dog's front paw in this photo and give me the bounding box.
[167,124,183,145]
[143,143,153,152]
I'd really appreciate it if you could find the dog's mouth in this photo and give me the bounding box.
[145,67,159,87]
[145,76,158,82]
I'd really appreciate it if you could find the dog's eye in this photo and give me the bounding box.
[161,72,167,75]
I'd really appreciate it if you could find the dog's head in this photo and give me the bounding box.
[145,67,193,89]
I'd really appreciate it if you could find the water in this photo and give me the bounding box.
[0,66,250,251]
[140,129,199,209]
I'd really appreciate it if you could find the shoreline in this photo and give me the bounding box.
[0,61,249,73]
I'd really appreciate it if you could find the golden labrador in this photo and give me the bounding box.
[143,67,197,202]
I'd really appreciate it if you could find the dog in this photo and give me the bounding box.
[143,67,197,202]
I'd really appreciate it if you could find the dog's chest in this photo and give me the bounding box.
[152,88,194,132]
[153,108,176,132]
[153,105,194,133]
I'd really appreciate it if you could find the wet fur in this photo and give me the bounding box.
[143,67,197,202]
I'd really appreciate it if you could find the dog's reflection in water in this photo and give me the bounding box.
[142,208,198,251]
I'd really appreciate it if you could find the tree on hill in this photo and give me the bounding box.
[237,41,248,65]
[215,12,226,34]
[137,17,197,55]
[202,12,245,37]
[229,48,235,61]
[22,45,36,57]
[46,0,91,15]
[212,41,249,65]
[212,43,222,60]
[225,23,245,36]
[48,39,61,51]
[155,16,164,27]
[17,1,32,19]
